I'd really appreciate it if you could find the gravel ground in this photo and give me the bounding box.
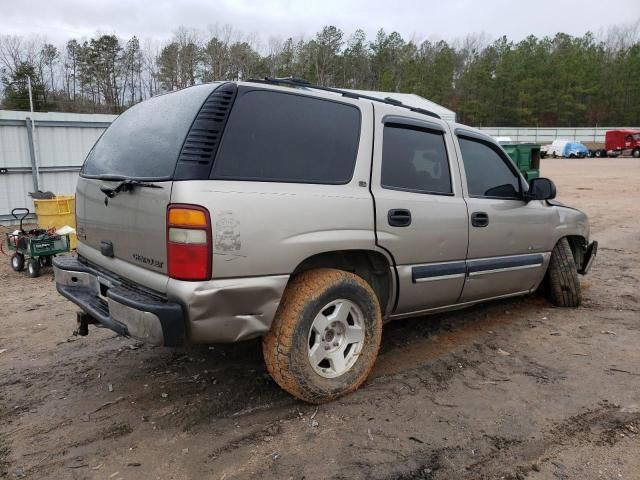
[0,157,639,480]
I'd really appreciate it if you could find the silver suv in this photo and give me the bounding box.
[54,78,597,403]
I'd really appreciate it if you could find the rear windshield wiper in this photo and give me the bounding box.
[100,179,163,199]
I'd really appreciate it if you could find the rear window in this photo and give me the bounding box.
[211,90,361,184]
[81,84,218,179]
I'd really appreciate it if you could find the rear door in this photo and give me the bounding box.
[453,130,555,302]
[76,83,224,293]
[371,107,469,315]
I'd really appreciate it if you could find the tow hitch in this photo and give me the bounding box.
[74,311,98,337]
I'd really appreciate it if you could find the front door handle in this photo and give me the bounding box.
[388,209,412,227]
[471,211,489,227]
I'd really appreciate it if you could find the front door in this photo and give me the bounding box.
[371,107,469,315]
[453,132,555,302]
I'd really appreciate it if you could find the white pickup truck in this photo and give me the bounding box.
[541,139,590,158]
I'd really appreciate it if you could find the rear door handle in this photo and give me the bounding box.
[471,211,489,227]
[388,209,412,227]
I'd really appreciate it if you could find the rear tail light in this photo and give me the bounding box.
[167,204,212,281]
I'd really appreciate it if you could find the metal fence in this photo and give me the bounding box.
[1,108,638,223]
[476,126,637,144]
[0,110,116,223]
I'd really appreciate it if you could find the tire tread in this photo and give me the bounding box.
[545,238,581,307]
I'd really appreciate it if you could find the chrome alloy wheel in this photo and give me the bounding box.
[307,299,365,378]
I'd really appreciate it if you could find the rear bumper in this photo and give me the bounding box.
[53,255,291,345]
[578,240,598,275]
[53,256,185,346]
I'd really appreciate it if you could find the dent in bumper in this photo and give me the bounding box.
[167,275,289,344]
[54,256,290,345]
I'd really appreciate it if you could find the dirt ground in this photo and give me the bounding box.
[1,157,639,480]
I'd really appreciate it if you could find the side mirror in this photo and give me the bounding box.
[524,177,556,201]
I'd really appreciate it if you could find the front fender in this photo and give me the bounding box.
[551,205,590,245]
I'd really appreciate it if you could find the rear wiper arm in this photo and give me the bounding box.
[100,179,163,199]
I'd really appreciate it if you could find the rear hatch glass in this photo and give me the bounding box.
[82,83,218,179]
[76,84,220,290]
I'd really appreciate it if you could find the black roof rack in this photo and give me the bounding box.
[246,77,441,120]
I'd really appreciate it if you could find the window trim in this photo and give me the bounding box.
[456,134,524,201]
[210,87,362,185]
[382,114,446,133]
[381,123,455,197]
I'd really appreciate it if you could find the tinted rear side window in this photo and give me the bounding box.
[82,84,218,179]
[381,125,452,195]
[211,90,361,184]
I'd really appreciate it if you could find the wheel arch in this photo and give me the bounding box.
[290,249,395,318]
[565,234,588,266]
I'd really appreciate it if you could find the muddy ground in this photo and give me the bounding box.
[1,158,639,480]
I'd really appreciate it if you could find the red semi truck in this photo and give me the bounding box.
[595,129,640,158]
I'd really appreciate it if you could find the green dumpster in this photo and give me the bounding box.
[500,143,541,181]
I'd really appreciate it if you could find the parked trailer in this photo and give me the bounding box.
[596,129,640,158]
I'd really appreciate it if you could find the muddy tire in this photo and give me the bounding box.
[544,238,581,307]
[262,268,382,404]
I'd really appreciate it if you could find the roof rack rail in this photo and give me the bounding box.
[246,77,441,120]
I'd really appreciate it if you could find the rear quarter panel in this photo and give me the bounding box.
[171,180,377,278]
[170,100,381,279]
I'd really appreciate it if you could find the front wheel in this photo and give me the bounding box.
[633,149,640,158]
[544,238,581,307]
[263,268,382,404]
[11,253,25,272]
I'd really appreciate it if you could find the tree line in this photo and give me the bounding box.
[1,21,639,127]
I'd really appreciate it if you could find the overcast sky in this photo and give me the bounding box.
[2,0,639,47]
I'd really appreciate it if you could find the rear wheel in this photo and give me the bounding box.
[42,255,53,267]
[633,148,640,158]
[544,238,581,307]
[595,149,603,158]
[27,258,41,278]
[262,268,382,404]
[11,253,25,272]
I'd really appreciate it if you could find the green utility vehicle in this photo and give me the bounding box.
[6,208,71,278]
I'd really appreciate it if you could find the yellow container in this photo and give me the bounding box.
[33,195,77,249]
